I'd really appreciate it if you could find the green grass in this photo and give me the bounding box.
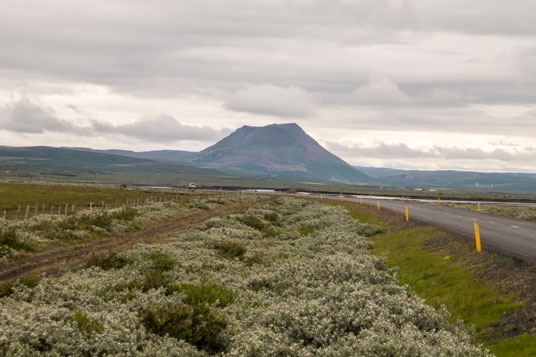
[320,200,386,227]
[371,227,521,330]
[298,224,316,236]
[487,334,536,356]
[72,310,105,335]
[0,182,186,219]
[211,241,247,260]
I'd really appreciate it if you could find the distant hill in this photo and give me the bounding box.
[187,123,370,183]
[355,166,536,192]
[0,146,217,176]
[66,147,195,164]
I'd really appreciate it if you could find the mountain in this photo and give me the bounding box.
[0,146,217,176]
[187,123,369,183]
[65,147,195,164]
[355,166,536,192]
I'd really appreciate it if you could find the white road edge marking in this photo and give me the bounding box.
[512,225,520,228]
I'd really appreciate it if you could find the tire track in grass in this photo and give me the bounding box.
[0,199,265,282]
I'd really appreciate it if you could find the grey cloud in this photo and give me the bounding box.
[0,0,535,164]
[354,76,412,105]
[332,105,536,137]
[0,0,534,104]
[0,99,229,143]
[327,141,536,162]
[0,99,86,134]
[91,115,231,142]
[519,47,536,82]
[224,84,315,118]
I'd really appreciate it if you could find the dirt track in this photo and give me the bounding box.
[0,200,261,283]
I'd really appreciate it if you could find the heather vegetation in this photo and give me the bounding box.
[0,198,490,356]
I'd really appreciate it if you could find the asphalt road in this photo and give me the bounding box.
[255,191,536,264]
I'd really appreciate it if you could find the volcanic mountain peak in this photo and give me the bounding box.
[188,123,369,183]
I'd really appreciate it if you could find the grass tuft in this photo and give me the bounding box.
[72,310,104,335]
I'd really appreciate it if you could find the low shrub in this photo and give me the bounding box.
[263,212,281,225]
[0,274,41,298]
[238,215,265,231]
[148,252,176,271]
[355,223,384,237]
[248,278,274,292]
[141,269,171,292]
[0,228,34,251]
[298,224,316,236]
[238,215,279,237]
[212,241,246,260]
[141,303,228,354]
[167,283,234,308]
[110,207,138,221]
[84,252,131,270]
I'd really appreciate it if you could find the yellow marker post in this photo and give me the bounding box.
[377,200,380,211]
[370,194,372,199]
[437,198,440,206]
[477,202,481,212]
[90,202,93,211]
[405,206,409,222]
[339,192,343,201]
[474,222,482,252]
[360,198,363,205]
[296,192,299,198]
[320,193,323,200]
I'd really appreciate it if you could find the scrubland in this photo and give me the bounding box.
[0,198,490,356]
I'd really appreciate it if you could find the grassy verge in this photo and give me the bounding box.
[371,227,520,330]
[440,203,536,223]
[323,200,536,356]
[319,200,386,228]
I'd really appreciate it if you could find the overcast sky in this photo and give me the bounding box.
[1,0,535,172]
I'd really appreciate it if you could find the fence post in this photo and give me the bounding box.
[58,205,61,215]
[16,205,21,220]
[25,205,30,220]
[35,203,38,216]
[42,203,45,214]
[2,209,6,220]
[51,204,54,215]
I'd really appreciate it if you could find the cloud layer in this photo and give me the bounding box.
[0,0,534,171]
